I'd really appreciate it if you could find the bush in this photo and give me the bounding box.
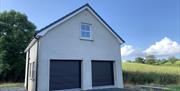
[145,55,156,64]
[135,57,144,64]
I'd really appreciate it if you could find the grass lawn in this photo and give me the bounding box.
[122,62,180,75]
[0,83,23,88]
[122,62,180,84]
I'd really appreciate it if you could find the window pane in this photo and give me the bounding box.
[85,25,90,31]
[81,31,90,38]
[32,62,35,79]
[81,24,90,31]
[81,24,86,30]
[29,63,31,78]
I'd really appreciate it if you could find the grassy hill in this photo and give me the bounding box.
[122,62,180,85]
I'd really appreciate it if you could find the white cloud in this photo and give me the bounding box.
[121,45,145,57]
[144,37,180,56]
[121,45,135,56]
[121,37,180,60]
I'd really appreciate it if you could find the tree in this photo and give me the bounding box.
[160,59,168,64]
[135,57,144,63]
[168,56,178,64]
[126,60,132,63]
[0,10,36,81]
[145,55,156,64]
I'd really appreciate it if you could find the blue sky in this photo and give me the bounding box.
[1,0,180,60]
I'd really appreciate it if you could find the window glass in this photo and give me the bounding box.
[81,31,90,38]
[32,62,35,80]
[81,23,91,38]
[29,63,31,79]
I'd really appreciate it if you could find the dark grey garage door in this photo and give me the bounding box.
[50,60,81,91]
[92,61,114,86]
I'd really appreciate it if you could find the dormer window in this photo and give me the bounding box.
[80,23,91,40]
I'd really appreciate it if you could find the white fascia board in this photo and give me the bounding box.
[24,38,37,52]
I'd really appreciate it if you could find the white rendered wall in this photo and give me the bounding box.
[26,41,38,91]
[37,9,123,91]
[81,58,92,90]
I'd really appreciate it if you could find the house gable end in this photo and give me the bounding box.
[36,4,125,44]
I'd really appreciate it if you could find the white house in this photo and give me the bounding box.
[24,3,125,91]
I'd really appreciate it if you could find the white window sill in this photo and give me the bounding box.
[80,37,94,41]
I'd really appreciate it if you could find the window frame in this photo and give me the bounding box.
[80,23,92,40]
[28,62,35,80]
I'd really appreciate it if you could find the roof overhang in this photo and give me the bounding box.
[24,35,41,52]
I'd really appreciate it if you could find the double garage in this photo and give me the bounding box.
[50,60,114,91]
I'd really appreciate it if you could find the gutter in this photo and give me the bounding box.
[35,36,40,91]
[26,50,30,89]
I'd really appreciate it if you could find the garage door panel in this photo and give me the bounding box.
[50,60,81,90]
[92,61,114,86]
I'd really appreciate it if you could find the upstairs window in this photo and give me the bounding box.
[80,23,91,39]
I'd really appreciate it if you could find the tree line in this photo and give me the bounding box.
[0,10,36,82]
[127,55,180,65]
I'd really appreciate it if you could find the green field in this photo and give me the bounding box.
[122,62,180,85]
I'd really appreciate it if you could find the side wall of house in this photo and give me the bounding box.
[38,9,123,91]
[24,41,38,91]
